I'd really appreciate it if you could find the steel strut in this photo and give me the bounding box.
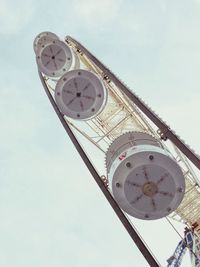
[66,36,200,171]
[39,71,160,267]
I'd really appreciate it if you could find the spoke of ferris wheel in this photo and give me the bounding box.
[38,70,161,267]
[66,36,200,171]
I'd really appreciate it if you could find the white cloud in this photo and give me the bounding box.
[72,0,122,27]
[0,0,35,35]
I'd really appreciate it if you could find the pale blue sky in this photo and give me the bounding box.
[1,0,200,266]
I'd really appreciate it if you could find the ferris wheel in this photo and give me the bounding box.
[33,31,200,267]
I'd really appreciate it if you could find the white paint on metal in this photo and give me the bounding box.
[33,31,58,53]
[106,132,185,220]
[55,69,107,120]
[36,33,200,227]
[36,39,73,77]
[106,131,162,173]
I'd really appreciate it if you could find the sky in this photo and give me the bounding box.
[1,0,200,266]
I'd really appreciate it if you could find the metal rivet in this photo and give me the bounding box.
[126,162,131,168]
[116,182,120,188]
[177,187,183,193]
[149,155,154,161]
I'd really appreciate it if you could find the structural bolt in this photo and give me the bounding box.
[177,187,183,192]
[126,162,131,168]
[149,155,154,161]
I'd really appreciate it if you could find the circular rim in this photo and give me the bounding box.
[106,131,161,173]
[33,31,58,53]
[110,145,185,220]
[36,39,73,77]
[72,52,80,70]
[55,69,107,120]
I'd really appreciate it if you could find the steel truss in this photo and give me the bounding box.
[38,35,200,267]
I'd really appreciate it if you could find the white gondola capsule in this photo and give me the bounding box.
[33,31,58,53]
[71,51,80,70]
[55,69,107,120]
[106,132,185,220]
[36,39,73,77]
